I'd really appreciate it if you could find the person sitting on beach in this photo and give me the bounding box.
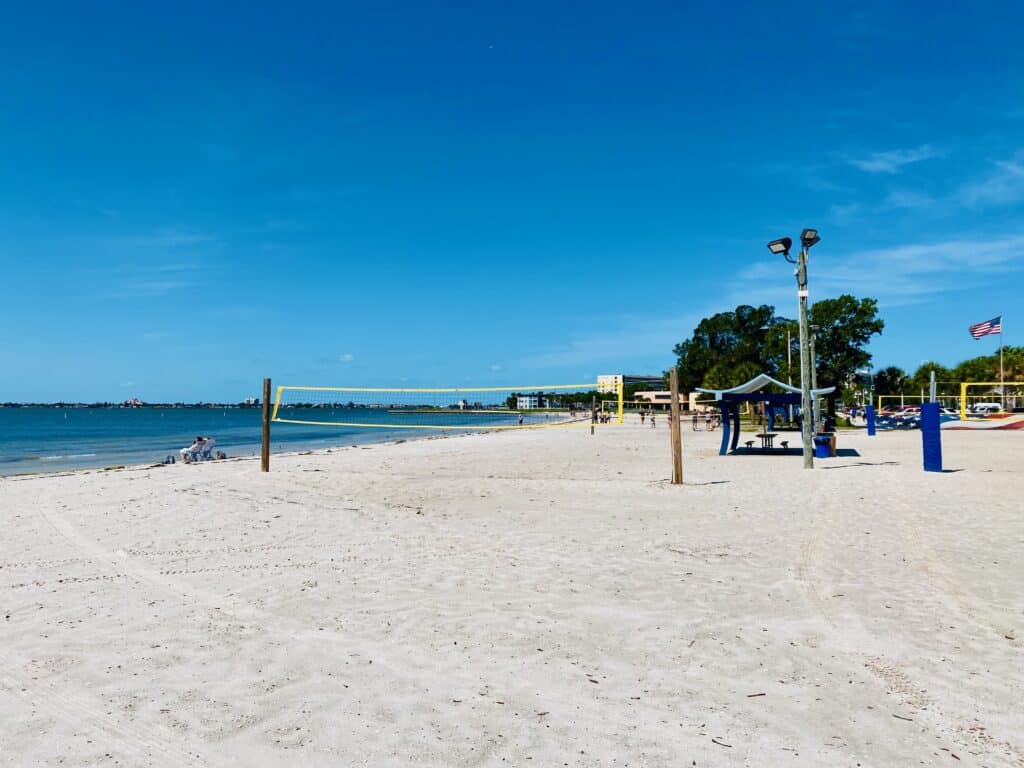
[180,436,202,463]
[180,436,214,463]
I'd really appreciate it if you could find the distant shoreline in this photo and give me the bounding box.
[0,427,464,481]
[0,403,263,409]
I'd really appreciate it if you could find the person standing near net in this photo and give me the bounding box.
[650,413,656,429]
[518,413,524,426]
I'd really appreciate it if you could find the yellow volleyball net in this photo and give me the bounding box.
[958,381,1023,419]
[271,376,624,431]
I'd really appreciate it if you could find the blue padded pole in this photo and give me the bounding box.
[718,402,730,455]
[920,402,943,472]
[866,405,876,436]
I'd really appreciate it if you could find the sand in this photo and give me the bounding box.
[0,423,1021,767]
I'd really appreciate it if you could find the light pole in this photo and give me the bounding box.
[857,368,873,409]
[768,229,820,469]
[787,325,794,423]
[787,326,793,387]
[810,324,820,431]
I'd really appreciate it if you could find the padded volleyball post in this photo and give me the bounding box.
[718,401,730,456]
[920,402,942,472]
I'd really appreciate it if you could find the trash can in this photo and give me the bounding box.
[813,434,831,459]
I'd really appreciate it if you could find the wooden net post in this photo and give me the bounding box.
[591,396,596,436]
[669,368,683,484]
[261,377,271,472]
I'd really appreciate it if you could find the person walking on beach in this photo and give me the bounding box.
[640,411,645,425]
[650,413,656,429]
[692,411,699,430]
[518,413,524,426]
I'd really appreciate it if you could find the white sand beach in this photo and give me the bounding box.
[1,424,1021,767]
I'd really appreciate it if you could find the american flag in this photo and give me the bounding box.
[968,315,1002,339]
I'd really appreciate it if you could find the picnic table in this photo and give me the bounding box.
[755,432,778,450]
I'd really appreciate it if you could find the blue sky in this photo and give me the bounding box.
[2,1,1023,401]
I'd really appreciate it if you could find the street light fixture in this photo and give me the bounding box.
[767,237,792,257]
[767,228,821,469]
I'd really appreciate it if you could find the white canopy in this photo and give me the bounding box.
[696,373,835,401]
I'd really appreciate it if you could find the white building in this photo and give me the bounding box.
[517,395,543,409]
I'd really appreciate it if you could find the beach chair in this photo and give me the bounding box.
[199,438,216,461]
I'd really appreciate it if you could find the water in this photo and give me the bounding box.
[0,407,543,475]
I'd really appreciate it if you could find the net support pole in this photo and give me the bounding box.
[591,396,596,435]
[1000,324,1004,410]
[920,402,942,472]
[617,375,624,425]
[669,368,683,485]
[261,377,271,473]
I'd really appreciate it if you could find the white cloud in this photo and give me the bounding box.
[123,279,193,296]
[847,144,942,174]
[490,364,502,371]
[957,151,1024,206]
[519,311,702,371]
[735,233,1024,309]
[828,202,862,224]
[339,353,354,363]
[883,188,937,210]
[506,231,1024,374]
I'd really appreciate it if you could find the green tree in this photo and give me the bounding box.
[762,321,800,386]
[908,362,953,397]
[874,366,908,395]
[808,295,884,400]
[671,304,781,392]
[952,355,998,384]
[671,296,883,404]
[701,360,763,391]
[1004,346,1024,381]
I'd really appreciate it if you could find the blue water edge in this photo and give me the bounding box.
[0,407,541,475]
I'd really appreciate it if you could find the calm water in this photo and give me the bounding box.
[0,407,537,475]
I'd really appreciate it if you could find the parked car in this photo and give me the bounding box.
[970,403,1003,415]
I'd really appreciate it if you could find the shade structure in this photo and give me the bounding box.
[696,374,836,456]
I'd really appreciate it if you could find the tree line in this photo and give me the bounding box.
[670,296,1022,404]
[672,295,883,404]
[874,347,1024,395]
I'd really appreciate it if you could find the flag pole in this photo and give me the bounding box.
[1000,315,1004,411]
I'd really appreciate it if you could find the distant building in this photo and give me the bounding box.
[635,391,672,409]
[123,397,144,408]
[243,396,260,406]
[517,394,544,409]
[635,391,671,403]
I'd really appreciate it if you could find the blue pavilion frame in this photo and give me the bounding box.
[695,373,836,456]
[716,392,803,455]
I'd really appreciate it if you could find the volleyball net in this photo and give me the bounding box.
[271,375,624,431]
[876,384,1023,416]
